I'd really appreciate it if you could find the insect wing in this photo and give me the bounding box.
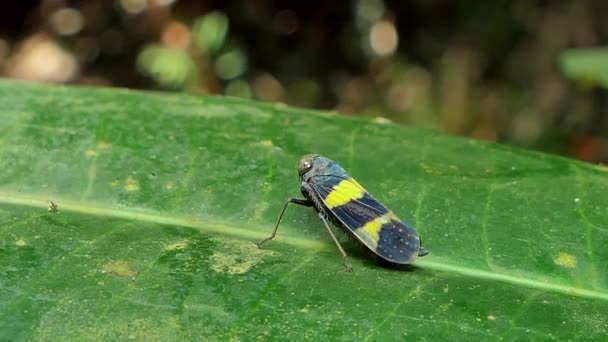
[308,174,421,264]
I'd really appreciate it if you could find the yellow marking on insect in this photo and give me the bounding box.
[360,215,390,241]
[554,252,577,269]
[324,178,366,208]
[355,213,397,249]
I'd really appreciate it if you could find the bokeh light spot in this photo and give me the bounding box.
[49,8,84,36]
[214,50,247,80]
[162,22,192,50]
[273,10,299,35]
[253,73,284,101]
[370,20,398,56]
[120,0,147,14]
[225,79,252,98]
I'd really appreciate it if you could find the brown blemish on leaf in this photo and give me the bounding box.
[101,260,137,279]
[125,176,140,192]
[209,237,277,274]
[554,252,577,269]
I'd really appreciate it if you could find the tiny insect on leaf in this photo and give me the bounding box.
[48,200,59,213]
[256,154,429,271]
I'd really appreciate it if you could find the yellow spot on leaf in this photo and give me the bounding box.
[165,240,189,251]
[84,149,97,157]
[420,162,434,174]
[554,252,577,269]
[439,302,453,312]
[324,178,366,209]
[373,117,392,124]
[259,139,273,147]
[97,141,112,149]
[209,237,276,274]
[101,260,137,279]
[125,176,139,192]
[487,315,496,321]
[594,163,608,172]
[165,181,174,190]
[15,238,27,247]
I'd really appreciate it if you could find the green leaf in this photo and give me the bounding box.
[0,80,607,340]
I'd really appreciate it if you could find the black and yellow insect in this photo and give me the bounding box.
[256,154,428,271]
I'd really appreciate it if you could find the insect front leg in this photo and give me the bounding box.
[418,236,430,257]
[255,197,313,248]
[318,213,354,272]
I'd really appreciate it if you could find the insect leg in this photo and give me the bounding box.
[255,197,313,248]
[418,236,430,257]
[318,213,353,272]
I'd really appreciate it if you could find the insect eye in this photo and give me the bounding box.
[298,159,314,175]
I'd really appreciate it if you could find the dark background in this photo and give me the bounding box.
[1,0,607,162]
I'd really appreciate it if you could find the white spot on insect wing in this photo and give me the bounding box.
[398,228,403,233]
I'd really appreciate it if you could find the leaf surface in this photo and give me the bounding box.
[0,80,607,340]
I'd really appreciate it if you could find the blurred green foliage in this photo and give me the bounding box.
[192,11,228,55]
[561,48,608,88]
[0,0,607,162]
[137,45,195,88]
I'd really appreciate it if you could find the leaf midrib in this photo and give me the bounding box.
[1,191,606,302]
